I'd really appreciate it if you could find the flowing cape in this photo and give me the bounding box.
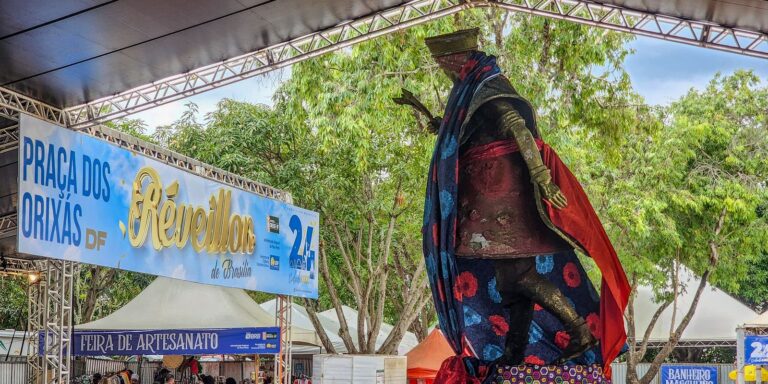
[538,141,630,377]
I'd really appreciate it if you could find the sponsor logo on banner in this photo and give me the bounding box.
[268,216,280,233]
[746,335,768,364]
[17,114,319,298]
[660,365,718,384]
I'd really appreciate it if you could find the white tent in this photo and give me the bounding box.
[78,277,321,347]
[744,312,768,328]
[319,305,420,355]
[631,267,759,343]
[260,299,346,354]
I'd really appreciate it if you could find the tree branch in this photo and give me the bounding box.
[638,208,727,384]
[319,244,358,353]
[303,298,337,354]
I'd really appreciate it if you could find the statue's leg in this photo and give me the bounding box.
[493,258,535,365]
[495,257,597,363]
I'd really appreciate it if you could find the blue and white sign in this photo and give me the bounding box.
[17,114,319,298]
[746,335,768,364]
[661,365,718,384]
[41,328,280,356]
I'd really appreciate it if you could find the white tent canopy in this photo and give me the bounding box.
[260,299,346,354]
[77,277,320,347]
[744,312,768,328]
[632,267,759,342]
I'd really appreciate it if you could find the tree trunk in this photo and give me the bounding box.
[303,298,337,354]
[635,208,726,384]
[80,266,116,323]
[318,243,358,353]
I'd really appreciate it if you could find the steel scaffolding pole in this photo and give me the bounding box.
[39,259,75,384]
[275,295,293,384]
[26,262,44,384]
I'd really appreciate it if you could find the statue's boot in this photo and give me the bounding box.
[514,271,597,364]
[558,318,597,363]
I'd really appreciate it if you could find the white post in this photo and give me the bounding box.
[737,327,745,384]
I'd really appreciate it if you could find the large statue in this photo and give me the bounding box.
[396,29,630,383]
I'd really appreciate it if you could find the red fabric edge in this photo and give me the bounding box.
[540,143,630,378]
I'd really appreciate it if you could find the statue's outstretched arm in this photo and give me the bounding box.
[486,100,568,209]
[392,88,441,134]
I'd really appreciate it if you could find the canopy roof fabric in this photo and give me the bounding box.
[259,299,347,353]
[0,0,409,108]
[608,0,768,36]
[77,277,321,347]
[631,268,758,342]
[405,329,453,380]
[0,0,766,111]
[744,311,768,328]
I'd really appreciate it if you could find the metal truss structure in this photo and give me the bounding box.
[40,260,75,384]
[82,124,288,200]
[275,296,294,384]
[24,259,75,384]
[0,87,66,126]
[0,122,19,154]
[645,339,736,349]
[63,0,468,128]
[27,271,45,384]
[1,1,767,383]
[492,0,768,57]
[55,0,768,129]
[0,212,17,240]
[0,255,38,277]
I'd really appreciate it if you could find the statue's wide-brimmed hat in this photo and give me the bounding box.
[425,28,479,57]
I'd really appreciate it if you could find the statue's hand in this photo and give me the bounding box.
[539,181,568,209]
[428,117,442,134]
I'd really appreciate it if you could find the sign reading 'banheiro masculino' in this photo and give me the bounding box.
[16,114,319,298]
[660,365,718,384]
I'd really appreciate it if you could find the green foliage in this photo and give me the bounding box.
[593,71,768,302]
[0,276,27,329]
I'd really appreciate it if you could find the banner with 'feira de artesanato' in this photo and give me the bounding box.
[17,114,319,298]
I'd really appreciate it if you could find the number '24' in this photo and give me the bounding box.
[289,215,315,272]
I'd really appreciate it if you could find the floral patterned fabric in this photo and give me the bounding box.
[490,364,609,384]
[455,251,603,368]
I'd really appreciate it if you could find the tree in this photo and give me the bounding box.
[598,71,768,384]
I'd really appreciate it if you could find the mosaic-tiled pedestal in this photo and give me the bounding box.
[488,364,609,384]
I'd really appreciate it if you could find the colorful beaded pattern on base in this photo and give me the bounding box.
[491,364,609,384]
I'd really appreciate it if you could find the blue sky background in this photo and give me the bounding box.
[131,36,768,130]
